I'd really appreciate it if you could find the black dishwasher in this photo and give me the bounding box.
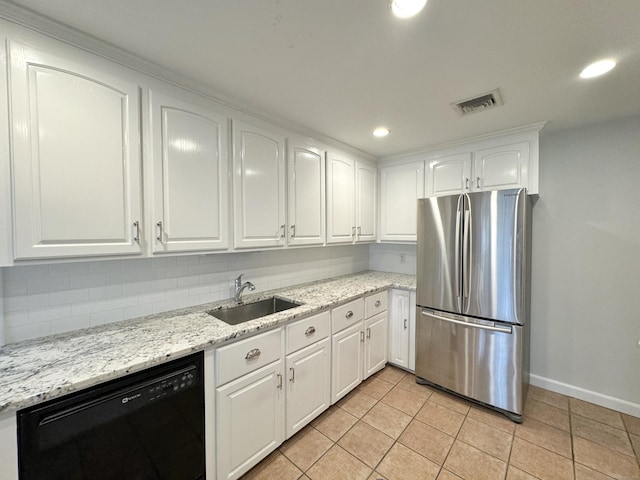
[17,352,205,480]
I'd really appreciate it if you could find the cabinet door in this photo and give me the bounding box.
[388,290,410,369]
[426,153,472,197]
[216,360,284,480]
[473,141,530,191]
[331,322,363,403]
[364,312,388,379]
[326,150,355,244]
[149,89,229,253]
[287,140,325,246]
[9,40,142,259]
[285,338,331,438]
[233,120,286,248]
[355,161,377,243]
[380,162,425,242]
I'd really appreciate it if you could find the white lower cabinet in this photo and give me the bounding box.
[285,337,331,437]
[331,292,388,404]
[331,321,364,403]
[215,328,284,480]
[285,311,331,438]
[388,289,416,372]
[364,312,388,378]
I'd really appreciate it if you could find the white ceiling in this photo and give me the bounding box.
[6,0,640,158]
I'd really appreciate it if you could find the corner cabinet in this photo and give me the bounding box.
[8,40,143,260]
[232,120,286,249]
[287,139,326,246]
[379,162,425,242]
[326,149,376,244]
[148,89,229,253]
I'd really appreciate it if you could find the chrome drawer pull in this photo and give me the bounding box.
[277,373,283,389]
[305,326,316,336]
[374,300,381,307]
[245,348,261,360]
[366,327,371,339]
[345,310,354,319]
[404,318,408,329]
[289,367,295,382]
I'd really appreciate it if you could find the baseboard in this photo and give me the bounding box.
[530,374,640,418]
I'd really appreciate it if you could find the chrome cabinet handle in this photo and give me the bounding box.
[133,221,140,242]
[289,367,295,382]
[290,224,296,238]
[280,224,286,239]
[351,226,356,238]
[360,331,365,343]
[156,221,164,242]
[366,327,371,339]
[465,177,469,189]
[277,373,283,389]
[357,226,361,237]
[245,348,261,360]
[305,326,316,336]
[374,300,381,308]
[345,310,354,319]
[404,318,408,329]
[476,176,481,189]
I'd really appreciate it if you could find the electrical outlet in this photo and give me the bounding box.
[400,254,406,264]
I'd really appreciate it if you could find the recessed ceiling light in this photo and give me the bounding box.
[580,59,616,79]
[390,0,427,19]
[373,127,390,138]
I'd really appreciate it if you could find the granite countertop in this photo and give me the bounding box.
[0,271,415,414]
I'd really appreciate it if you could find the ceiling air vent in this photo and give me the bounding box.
[452,89,503,116]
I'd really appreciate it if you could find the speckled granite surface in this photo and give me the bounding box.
[0,271,415,414]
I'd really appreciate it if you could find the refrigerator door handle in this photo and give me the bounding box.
[455,196,462,303]
[420,309,513,334]
[462,196,471,300]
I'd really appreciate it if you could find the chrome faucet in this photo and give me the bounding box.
[234,274,255,303]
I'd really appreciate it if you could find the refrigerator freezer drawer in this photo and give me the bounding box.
[415,308,525,415]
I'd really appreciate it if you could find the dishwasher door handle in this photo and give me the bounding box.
[420,309,512,334]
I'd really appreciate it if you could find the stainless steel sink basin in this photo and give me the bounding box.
[208,297,301,325]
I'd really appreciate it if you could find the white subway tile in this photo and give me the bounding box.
[72,300,109,316]
[69,273,107,289]
[90,309,124,326]
[51,315,91,335]
[123,304,154,320]
[4,293,50,312]
[5,310,29,327]
[107,296,139,310]
[6,322,51,343]
[49,289,90,306]
[152,299,178,314]
[90,284,124,300]
[28,305,72,323]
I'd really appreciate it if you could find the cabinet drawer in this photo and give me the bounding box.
[331,298,364,333]
[365,291,388,318]
[286,311,330,354]
[215,328,282,386]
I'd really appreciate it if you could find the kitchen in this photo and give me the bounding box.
[0,1,639,479]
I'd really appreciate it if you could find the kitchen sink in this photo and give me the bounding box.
[208,297,301,325]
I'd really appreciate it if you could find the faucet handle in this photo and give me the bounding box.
[235,273,244,284]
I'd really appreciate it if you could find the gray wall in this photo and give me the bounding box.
[531,115,640,405]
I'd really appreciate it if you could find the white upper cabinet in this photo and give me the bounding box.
[233,120,286,249]
[287,139,325,246]
[355,162,377,242]
[379,162,425,242]
[326,150,355,244]
[9,40,143,260]
[473,141,530,192]
[326,149,376,244]
[148,89,229,253]
[423,126,541,197]
[425,153,472,197]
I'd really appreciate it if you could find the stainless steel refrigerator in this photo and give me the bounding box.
[415,188,532,422]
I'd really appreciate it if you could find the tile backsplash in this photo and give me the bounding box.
[369,243,417,275]
[1,245,369,344]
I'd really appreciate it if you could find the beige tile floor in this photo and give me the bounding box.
[241,365,640,480]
